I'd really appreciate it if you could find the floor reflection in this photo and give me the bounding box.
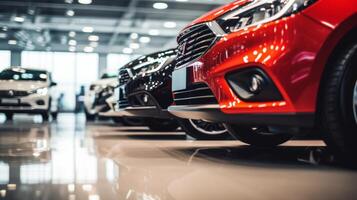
[0,113,356,200]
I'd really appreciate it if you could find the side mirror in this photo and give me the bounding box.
[50,82,57,87]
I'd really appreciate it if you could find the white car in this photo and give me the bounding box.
[84,74,118,120]
[0,67,58,121]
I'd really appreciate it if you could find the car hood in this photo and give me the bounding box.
[91,78,118,87]
[187,0,252,27]
[0,80,48,91]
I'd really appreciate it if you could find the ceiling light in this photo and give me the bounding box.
[123,48,133,54]
[82,26,93,33]
[66,10,75,16]
[88,35,99,41]
[148,29,160,36]
[2,26,8,31]
[175,0,188,2]
[129,43,140,49]
[153,2,168,9]
[13,16,25,23]
[84,46,94,53]
[8,40,17,45]
[78,0,92,4]
[130,33,138,40]
[69,46,76,52]
[90,42,98,47]
[69,31,76,37]
[139,36,151,43]
[65,0,73,3]
[68,39,77,46]
[0,33,7,38]
[163,21,177,28]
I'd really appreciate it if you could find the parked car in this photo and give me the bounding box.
[0,67,58,121]
[168,0,357,158]
[84,73,118,121]
[125,52,230,139]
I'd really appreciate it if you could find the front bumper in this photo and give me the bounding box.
[168,104,314,128]
[0,94,49,113]
[108,106,174,119]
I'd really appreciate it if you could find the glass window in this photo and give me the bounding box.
[0,50,11,71]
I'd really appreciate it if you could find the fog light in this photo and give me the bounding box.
[36,100,45,105]
[226,68,283,102]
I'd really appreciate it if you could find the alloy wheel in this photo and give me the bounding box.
[189,119,227,135]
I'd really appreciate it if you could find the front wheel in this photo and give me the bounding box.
[147,118,179,132]
[224,125,292,146]
[178,119,231,140]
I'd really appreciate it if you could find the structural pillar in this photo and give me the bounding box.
[10,51,21,67]
[98,53,107,78]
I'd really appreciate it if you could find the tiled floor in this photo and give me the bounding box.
[0,113,356,200]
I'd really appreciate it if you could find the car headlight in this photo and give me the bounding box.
[217,0,317,33]
[36,88,48,95]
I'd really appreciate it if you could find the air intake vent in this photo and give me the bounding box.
[119,69,131,86]
[173,83,218,105]
[176,23,216,69]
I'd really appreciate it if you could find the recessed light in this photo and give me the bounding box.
[68,39,77,46]
[78,0,92,4]
[69,46,76,52]
[148,29,160,36]
[2,26,8,31]
[82,26,93,33]
[163,21,177,28]
[0,33,7,38]
[13,16,25,23]
[130,33,139,40]
[65,0,73,3]
[84,46,94,52]
[66,10,75,16]
[88,35,99,41]
[8,40,17,45]
[153,2,168,9]
[69,31,76,37]
[139,36,151,43]
[123,48,133,54]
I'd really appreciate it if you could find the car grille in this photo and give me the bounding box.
[173,83,218,105]
[0,90,30,98]
[119,69,131,86]
[176,23,216,69]
[118,87,130,109]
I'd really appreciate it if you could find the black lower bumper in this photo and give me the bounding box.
[116,106,175,119]
[0,109,46,114]
[168,104,314,128]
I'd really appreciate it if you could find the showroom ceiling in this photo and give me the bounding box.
[0,0,231,55]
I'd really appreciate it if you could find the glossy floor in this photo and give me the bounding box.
[0,114,357,200]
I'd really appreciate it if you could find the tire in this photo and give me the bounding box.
[178,119,231,140]
[321,42,357,161]
[224,125,292,146]
[5,113,13,121]
[147,118,179,132]
[51,112,58,120]
[85,111,96,121]
[42,112,49,121]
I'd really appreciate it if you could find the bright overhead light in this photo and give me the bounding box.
[148,29,160,36]
[66,10,75,16]
[163,21,177,28]
[68,39,77,46]
[139,36,151,43]
[13,16,25,23]
[69,31,76,37]
[175,0,188,2]
[0,33,7,38]
[129,43,140,49]
[8,40,17,45]
[2,26,8,31]
[82,26,94,33]
[130,33,138,40]
[65,0,74,3]
[123,48,133,54]
[88,35,99,41]
[84,46,94,53]
[69,46,76,52]
[153,2,168,9]
[78,0,92,4]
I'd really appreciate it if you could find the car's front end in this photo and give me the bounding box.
[169,0,333,128]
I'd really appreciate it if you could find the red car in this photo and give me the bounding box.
[169,0,357,157]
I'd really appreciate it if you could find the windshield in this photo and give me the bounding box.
[0,69,48,81]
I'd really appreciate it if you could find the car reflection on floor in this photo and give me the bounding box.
[0,113,356,200]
